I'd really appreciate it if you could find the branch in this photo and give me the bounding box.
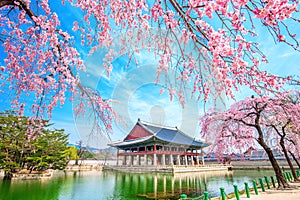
[268,124,284,137]
[0,0,36,22]
[168,0,209,50]
[236,118,257,128]
[0,0,14,7]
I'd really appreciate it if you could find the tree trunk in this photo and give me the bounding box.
[257,139,289,188]
[254,117,289,188]
[280,141,299,181]
[289,150,300,169]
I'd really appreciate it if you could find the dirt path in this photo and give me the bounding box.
[238,182,300,200]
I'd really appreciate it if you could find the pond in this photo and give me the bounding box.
[0,169,275,200]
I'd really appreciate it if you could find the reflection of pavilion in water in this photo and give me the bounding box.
[108,119,231,173]
[114,170,233,199]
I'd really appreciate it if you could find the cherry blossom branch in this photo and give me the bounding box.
[0,1,115,135]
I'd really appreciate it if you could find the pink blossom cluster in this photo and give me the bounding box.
[0,1,116,133]
[73,88,117,133]
[1,3,83,117]
[1,0,299,136]
[68,0,298,105]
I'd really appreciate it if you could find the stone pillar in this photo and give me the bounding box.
[170,154,173,166]
[128,155,132,166]
[137,155,140,165]
[202,156,205,166]
[123,156,127,166]
[144,154,147,165]
[153,154,157,166]
[177,155,181,165]
[116,149,119,166]
[131,155,134,166]
[196,155,199,165]
[162,154,166,166]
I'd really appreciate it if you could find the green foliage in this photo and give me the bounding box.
[81,150,95,159]
[0,111,70,173]
[67,146,78,160]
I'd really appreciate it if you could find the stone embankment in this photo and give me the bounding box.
[65,164,103,171]
[230,160,299,170]
[65,160,109,171]
[205,160,299,170]
[0,160,108,180]
[10,171,53,180]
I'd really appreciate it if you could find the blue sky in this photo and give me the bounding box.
[0,2,300,149]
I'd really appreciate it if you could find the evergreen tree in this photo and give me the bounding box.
[0,111,70,180]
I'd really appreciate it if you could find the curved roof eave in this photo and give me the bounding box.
[108,135,154,148]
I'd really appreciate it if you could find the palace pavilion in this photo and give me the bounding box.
[107,119,234,173]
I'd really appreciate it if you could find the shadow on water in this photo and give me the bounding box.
[0,177,64,200]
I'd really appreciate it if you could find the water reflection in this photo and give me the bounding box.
[112,171,234,199]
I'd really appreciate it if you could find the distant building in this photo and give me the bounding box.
[108,119,209,166]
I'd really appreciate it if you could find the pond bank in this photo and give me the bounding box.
[237,182,300,200]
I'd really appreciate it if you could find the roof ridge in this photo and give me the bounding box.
[139,119,177,130]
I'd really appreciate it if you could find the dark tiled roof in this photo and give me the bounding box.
[154,128,207,147]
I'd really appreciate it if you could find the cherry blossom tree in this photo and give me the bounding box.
[0,1,299,136]
[200,94,300,188]
[264,94,300,181]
